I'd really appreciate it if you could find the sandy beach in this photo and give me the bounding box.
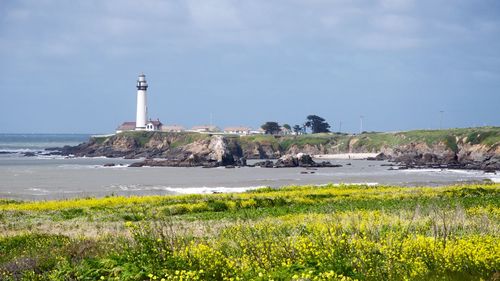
[313,153,379,160]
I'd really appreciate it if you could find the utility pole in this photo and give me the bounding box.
[439,110,444,130]
[359,115,364,134]
[339,121,342,134]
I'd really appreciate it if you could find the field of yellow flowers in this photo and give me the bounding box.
[0,183,499,280]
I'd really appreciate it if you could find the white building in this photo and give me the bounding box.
[190,125,221,133]
[116,122,136,133]
[162,125,185,132]
[280,126,292,135]
[223,126,252,135]
[250,128,265,135]
[116,74,165,134]
[116,119,163,133]
[135,73,148,130]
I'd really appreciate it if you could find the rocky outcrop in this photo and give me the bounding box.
[367,153,389,161]
[56,129,500,171]
[255,153,341,168]
[58,135,139,158]
[129,135,244,167]
[386,142,500,171]
[241,142,280,159]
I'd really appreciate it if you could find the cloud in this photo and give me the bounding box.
[371,14,420,33]
[356,33,422,50]
[1,0,499,57]
[379,0,414,11]
[186,0,242,30]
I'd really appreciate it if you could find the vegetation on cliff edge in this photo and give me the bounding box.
[88,127,499,156]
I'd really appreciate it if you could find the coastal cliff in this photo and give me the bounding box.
[60,127,500,170]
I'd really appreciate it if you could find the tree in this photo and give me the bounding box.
[261,122,281,135]
[282,124,291,130]
[293,125,302,135]
[305,115,330,133]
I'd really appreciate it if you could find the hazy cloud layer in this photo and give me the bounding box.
[1,0,499,132]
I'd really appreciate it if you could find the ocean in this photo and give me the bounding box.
[0,133,90,152]
[0,134,498,200]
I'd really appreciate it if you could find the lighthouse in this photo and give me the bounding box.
[135,73,148,130]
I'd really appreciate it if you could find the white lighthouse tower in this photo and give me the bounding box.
[135,73,148,130]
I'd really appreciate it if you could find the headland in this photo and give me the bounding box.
[56,126,500,171]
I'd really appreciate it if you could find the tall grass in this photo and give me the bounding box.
[0,183,499,280]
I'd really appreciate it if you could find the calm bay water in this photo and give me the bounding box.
[0,134,497,200]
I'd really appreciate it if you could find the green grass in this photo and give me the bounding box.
[91,136,107,144]
[97,127,499,156]
[0,183,499,280]
[116,131,211,148]
[240,127,500,154]
[278,135,335,151]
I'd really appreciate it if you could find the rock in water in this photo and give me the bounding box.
[254,160,274,168]
[367,152,389,161]
[274,153,338,168]
[296,153,316,166]
[275,154,298,167]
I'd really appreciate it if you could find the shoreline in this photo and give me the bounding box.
[313,153,379,160]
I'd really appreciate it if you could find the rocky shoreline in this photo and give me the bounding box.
[46,130,499,171]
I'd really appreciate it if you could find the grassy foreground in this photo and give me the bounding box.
[0,183,499,280]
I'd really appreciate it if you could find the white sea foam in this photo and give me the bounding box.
[26,187,50,195]
[27,187,48,192]
[107,185,266,194]
[81,156,109,159]
[57,164,102,169]
[400,167,499,182]
[330,182,379,186]
[489,174,500,183]
[399,168,440,173]
[401,168,482,176]
[36,155,66,160]
[0,148,41,153]
[164,186,266,194]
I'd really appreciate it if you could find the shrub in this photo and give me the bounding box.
[207,200,229,212]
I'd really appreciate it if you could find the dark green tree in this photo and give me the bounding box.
[305,115,330,133]
[261,122,281,135]
[293,125,302,135]
[282,124,291,131]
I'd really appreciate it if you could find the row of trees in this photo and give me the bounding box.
[261,115,331,135]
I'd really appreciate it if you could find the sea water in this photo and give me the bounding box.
[0,134,498,200]
[0,133,90,152]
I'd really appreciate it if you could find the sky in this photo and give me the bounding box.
[0,0,499,134]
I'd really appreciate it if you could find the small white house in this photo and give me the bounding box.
[161,125,185,132]
[280,126,292,135]
[116,122,136,133]
[145,119,162,131]
[249,128,265,135]
[116,119,163,133]
[223,126,252,135]
[190,125,221,133]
